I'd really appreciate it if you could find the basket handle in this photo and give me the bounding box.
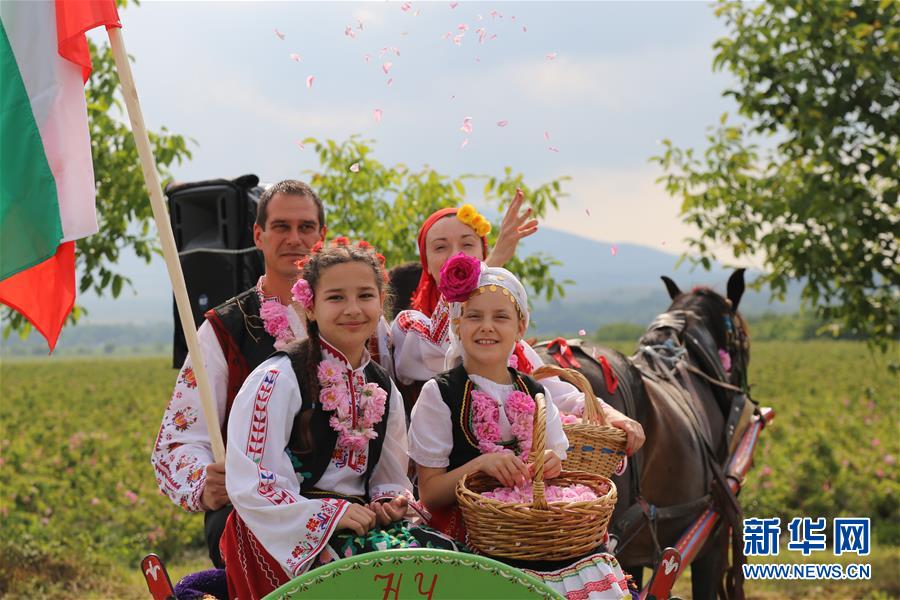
[533,364,609,426]
[530,392,549,510]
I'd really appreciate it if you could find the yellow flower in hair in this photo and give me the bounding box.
[473,215,492,237]
[456,204,477,224]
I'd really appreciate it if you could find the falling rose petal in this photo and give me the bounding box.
[476,27,487,43]
[585,208,591,217]
[497,120,508,127]
[363,53,372,63]
[476,13,483,21]
[453,34,464,46]
[661,240,667,246]
[546,52,558,61]
[373,108,383,123]
[387,78,394,87]
[357,18,364,30]
[522,25,527,32]
[511,15,517,21]
[296,141,305,151]
[490,10,500,18]
[392,47,401,56]
[306,75,315,88]
[401,2,412,12]
[344,26,356,39]
[578,329,586,336]
[450,1,458,8]
[458,23,469,31]
[442,32,452,40]
[379,46,388,57]
[475,56,481,63]
[290,53,302,62]
[382,61,393,74]
[460,138,469,149]
[611,245,618,257]
[274,28,285,40]
[450,95,456,100]
[544,131,551,141]
[460,116,473,133]
[548,145,559,152]
[349,162,360,172]
[489,34,498,40]
[414,9,421,16]
[400,31,409,36]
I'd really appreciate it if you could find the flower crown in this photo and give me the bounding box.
[290,238,387,310]
[456,204,491,237]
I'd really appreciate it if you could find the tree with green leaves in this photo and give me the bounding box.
[3,37,193,338]
[653,0,898,349]
[303,136,571,305]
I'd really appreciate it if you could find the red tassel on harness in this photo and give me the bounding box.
[597,355,619,395]
[546,337,582,369]
[512,342,534,374]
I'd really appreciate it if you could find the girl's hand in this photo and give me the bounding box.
[528,450,562,480]
[477,453,530,488]
[370,496,409,527]
[486,189,538,268]
[336,504,377,536]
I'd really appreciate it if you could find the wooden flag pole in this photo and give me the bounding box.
[107,26,224,462]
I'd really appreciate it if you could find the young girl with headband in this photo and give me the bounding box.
[408,255,635,599]
[220,239,463,599]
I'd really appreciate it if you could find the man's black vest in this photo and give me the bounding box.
[432,364,545,471]
[205,288,278,441]
[280,343,393,501]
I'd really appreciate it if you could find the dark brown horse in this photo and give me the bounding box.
[534,270,751,599]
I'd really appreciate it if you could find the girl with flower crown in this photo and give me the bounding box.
[392,197,645,455]
[407,255,635,600]
[220,239,463,600]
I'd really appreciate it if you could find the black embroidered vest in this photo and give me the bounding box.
[204,288,277,442]
[280,343,393,501]
[433,364,546,471]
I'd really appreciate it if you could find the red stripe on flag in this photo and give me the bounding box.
[55,0,121,83]
[0,242,76,353]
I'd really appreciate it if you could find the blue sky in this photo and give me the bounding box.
[110,1,738,253]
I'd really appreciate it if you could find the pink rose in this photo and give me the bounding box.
[438,253,482,302]
[291,278,314,309]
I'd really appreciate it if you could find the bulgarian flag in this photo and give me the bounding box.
[0,0,120,351]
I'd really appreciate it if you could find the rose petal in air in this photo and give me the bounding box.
[453,34,464,46]
[344,26,356,39]
[578,329,586,336]
[357,18,364,30]
[363,53,371,63]
[460,116,473,133]
[290,53,302,62]
[373,108,383,123]
[497,120,508,127]
[522,26,527,32]
[382,61,393,74]
[442,32,452,40]
[548,146,559,152]
[414,9,421,16]
[544,131,551,141]
[401,2,412,12]
[296,141,305,151]
[460,138,469,149]
[585,208,591,217]
[546,52,558,61]
[274,28,285,40]
[611,245,618,257]
[392,47,401,56]
[306,75,315,88]
[349,162,360,172]
[450,1,458,8]
[387,78,394,87]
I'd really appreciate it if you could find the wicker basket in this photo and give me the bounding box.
[456,392,617,561]
[533,365,628,478]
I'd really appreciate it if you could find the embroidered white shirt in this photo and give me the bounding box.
[408,373,569,469]
[226,341,412,576]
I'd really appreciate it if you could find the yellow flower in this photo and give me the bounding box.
[456,204,477,225]
[473,216,491,237]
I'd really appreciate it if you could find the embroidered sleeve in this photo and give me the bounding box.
[407,380,454,468]
[375,316,395,378]
[391,303,451,385]
[369,383,415,501]
[541,387,569,462]
[226,356,349,577]
[150,321,228,512]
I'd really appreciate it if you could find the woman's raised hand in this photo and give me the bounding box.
[336,503,377,536]
[486,188,539,268]
[476,452,530,488]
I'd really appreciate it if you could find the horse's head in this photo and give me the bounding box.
[651,269,751,391]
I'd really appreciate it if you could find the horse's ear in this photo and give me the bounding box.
[726,269,746,311]
[661,276,682,300]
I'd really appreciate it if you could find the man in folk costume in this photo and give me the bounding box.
[152,179,387,568]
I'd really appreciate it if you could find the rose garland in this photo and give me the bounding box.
[470,387,535,460]
[317,359,387,453]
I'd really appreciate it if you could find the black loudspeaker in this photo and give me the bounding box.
[167,175,265,367]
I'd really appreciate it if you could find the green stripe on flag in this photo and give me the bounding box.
[0,20,63,280]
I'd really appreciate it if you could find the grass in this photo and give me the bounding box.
[0,341,897,598]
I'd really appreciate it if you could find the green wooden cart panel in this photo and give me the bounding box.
[263,548,563,600]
